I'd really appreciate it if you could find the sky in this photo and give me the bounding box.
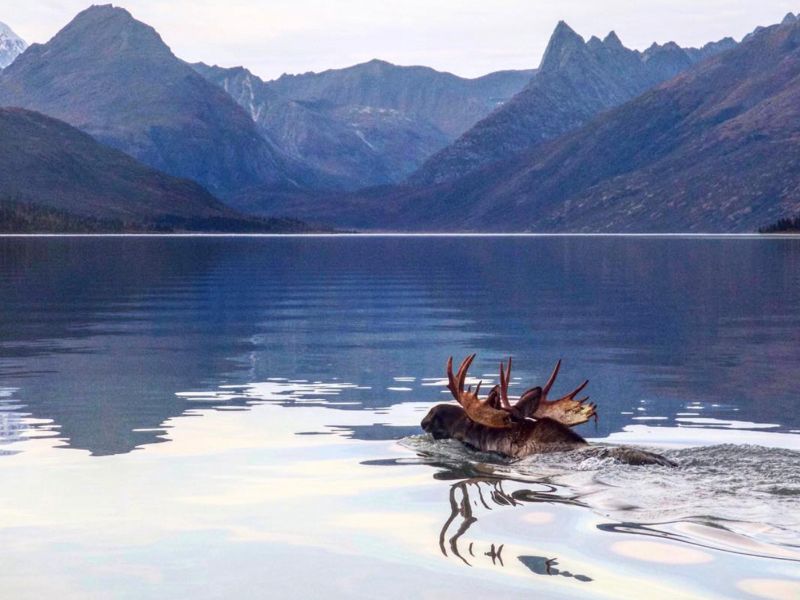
[2,1,798,80]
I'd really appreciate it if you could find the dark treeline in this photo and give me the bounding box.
[0,200,323,234]
[0,199,135,233]
[760,216,800,234]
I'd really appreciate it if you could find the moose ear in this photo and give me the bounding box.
[515,387,543,418]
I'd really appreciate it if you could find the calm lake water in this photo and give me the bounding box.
[0,235,799,599]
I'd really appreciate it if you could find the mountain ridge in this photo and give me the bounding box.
[0,4,325,198]
[410,21,737,186]
[194,58,534,191]
[388,15,800,232]
[243,14,800,233]
[266,58,535,138]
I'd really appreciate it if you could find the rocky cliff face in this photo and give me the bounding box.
[411,21,736,185]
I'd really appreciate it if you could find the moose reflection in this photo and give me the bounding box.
[437,474,593,582]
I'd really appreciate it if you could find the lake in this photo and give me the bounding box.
[0,235,798,599]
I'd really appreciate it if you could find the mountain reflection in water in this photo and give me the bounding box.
[1,236,799,456]
[1,236,799,599]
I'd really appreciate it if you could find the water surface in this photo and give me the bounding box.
[0,236,798,599]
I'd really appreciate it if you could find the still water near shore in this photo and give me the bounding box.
[0,235,798,599]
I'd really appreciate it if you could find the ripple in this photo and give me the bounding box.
[401,435,800,561]
[176,380,371,408]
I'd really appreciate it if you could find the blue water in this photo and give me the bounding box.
[0,236,798,599]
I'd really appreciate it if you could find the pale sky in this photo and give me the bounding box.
[2,1,798,80]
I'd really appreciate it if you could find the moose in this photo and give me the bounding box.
[421,354,673,466]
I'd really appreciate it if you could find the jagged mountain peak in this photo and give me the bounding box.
[782,13,798,26]
[540,22,641,72]
[603,31,624,49]
[0,20,27,69]
[540,20,586,71]
[586,35,605,52]
[407,12,800,232]
[410,17,739,187]
[642,40,685,58]
[553,20,580,36]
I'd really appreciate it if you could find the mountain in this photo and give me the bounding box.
[194,63,449,189]
[411,22,736,185]
[194,60,533,189]
[0,5,315,198]
[0,21,26,69]
[0,108,311,232]
[266,59,534,138]
[387,14,800,232]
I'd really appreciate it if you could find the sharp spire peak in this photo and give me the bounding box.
[540,20,586,70]
[603,31,624,48]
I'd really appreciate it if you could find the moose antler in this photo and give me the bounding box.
[517,360,597,426]
[446,355,520,429]
[445,355,596,429]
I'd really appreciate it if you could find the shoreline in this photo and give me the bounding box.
[1,232,799,239]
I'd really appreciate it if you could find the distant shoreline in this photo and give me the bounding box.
[1,232,797,239]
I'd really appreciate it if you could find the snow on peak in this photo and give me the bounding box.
[0,21,27,69]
